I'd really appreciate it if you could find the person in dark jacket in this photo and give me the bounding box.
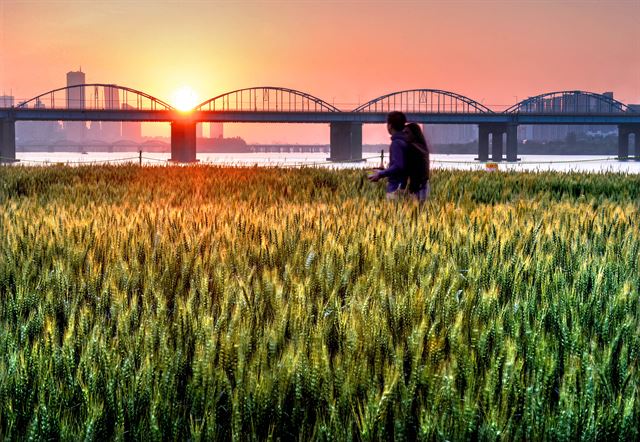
[403,122,430,202]
[368,111,409,199]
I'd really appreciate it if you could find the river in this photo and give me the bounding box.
[9,152,640,174]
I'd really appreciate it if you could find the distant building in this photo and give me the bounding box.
[210,122,224,139]
[16,98,61,145]
[527,91,618,142]
[121,103,142,141]
[86,120,103,143]
[532,124,569,143]
[65,70,87,141]
[101,85,121,141]
[0,95,14,107]
[588,92,616,136]
[518,125,534,142]
[66,70,85,109]
[425,124,477,145]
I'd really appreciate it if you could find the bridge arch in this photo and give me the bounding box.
[353,89,492,113]
[195,87,340,112]
[17,84,174,111]
[505,91,632,114]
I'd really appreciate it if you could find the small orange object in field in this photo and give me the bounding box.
[485,162,499,172]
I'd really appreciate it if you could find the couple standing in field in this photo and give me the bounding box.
[368,111,431,201]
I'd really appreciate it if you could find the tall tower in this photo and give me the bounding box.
[65,70,86,141]
[66,70,85,108]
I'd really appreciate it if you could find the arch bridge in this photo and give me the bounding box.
[2,87,640,163]
[505,91,630,114]
[479,91,639,162]
[195,87,340,113]
[354,89,492,114]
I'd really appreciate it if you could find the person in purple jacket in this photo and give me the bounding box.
[368,111,409,199]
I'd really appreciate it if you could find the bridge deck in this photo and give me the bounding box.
[1,109,640,125]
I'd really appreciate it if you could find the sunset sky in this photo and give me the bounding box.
[1,0,639,143]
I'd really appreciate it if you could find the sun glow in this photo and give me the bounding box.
[171,86,199,111]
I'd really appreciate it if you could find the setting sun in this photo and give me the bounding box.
[171,86,199,111]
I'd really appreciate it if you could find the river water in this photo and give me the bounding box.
[9,152,640,174]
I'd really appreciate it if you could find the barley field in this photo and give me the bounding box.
[0,165,638,440]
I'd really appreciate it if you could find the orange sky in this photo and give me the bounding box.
[1,0,639,143]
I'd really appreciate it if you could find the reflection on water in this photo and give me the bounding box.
[12,152,640,174]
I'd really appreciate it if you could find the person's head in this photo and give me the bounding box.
[386,111,407,134]
[404,122,427,147]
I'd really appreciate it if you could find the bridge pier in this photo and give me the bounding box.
[506,124,518,162]
[477,124,518,162]
[0,120,17,163]
[618,125,640,160]
[477,125,490,161]
[170,120,197,163]
[329,122,362,161]
[492,130,503,162]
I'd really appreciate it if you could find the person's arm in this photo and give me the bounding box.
[378,139,405,178]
